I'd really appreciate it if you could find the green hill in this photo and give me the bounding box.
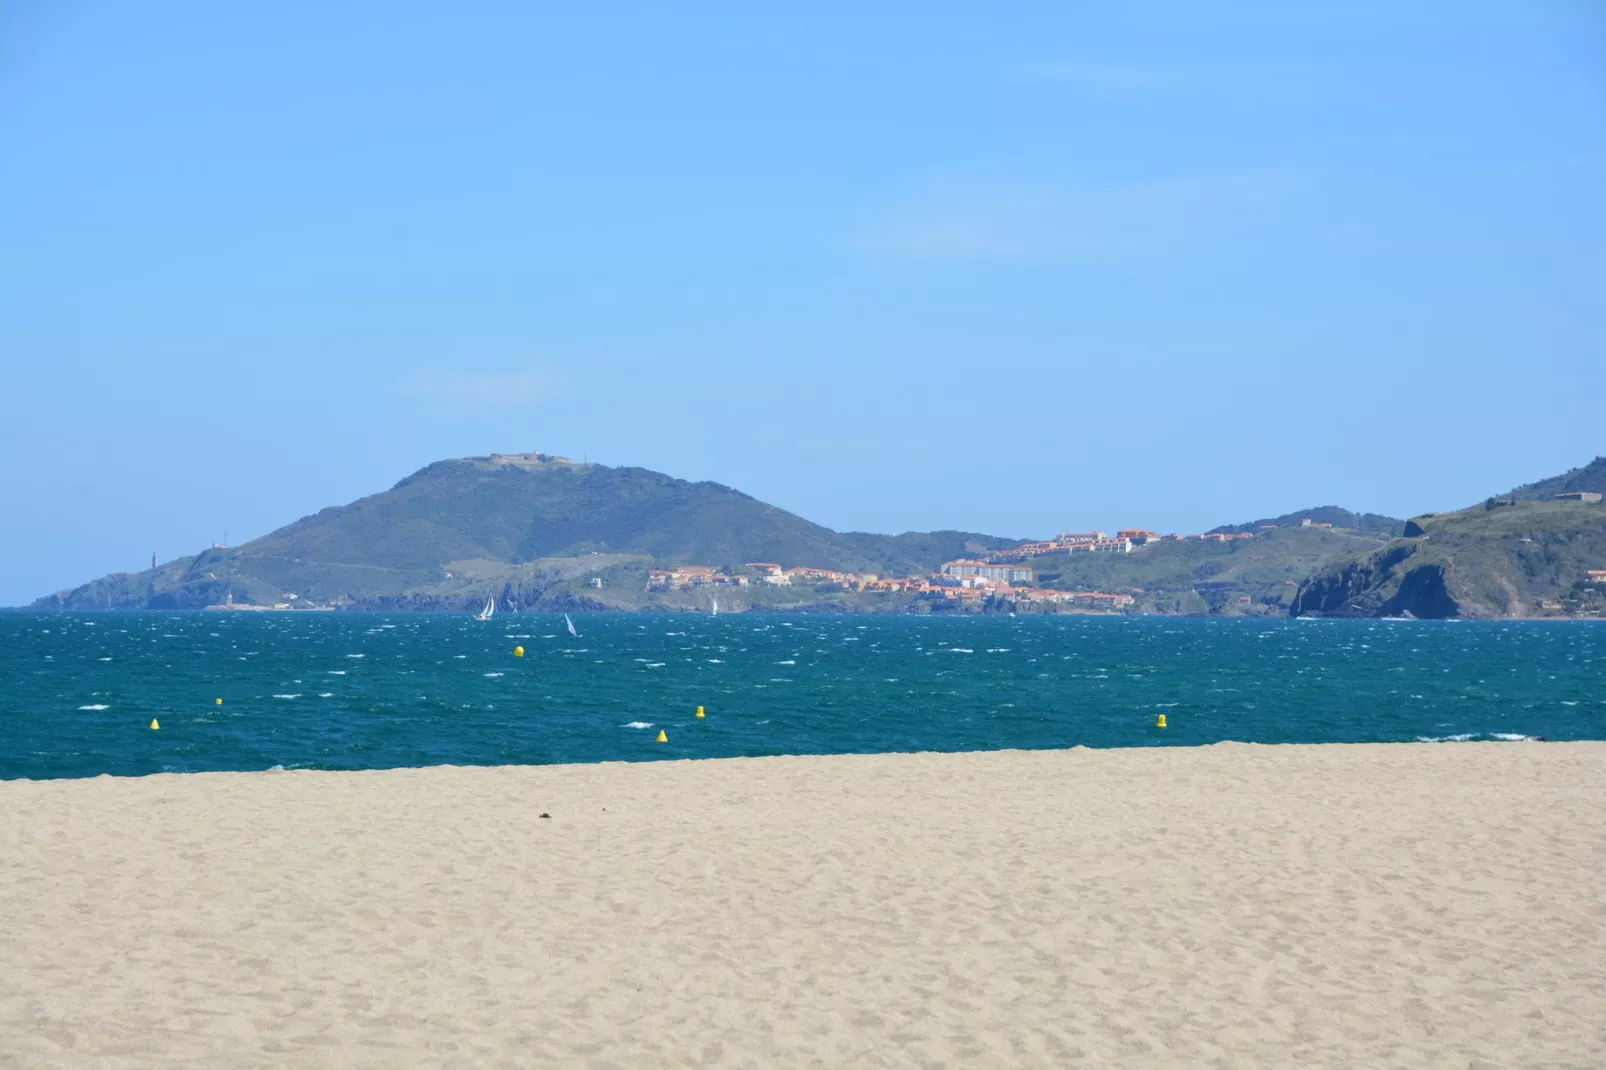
[38,451,1603,617]
[1290,498,1606,618]
[1494,456,1606,504]
[32,453,1019,611]
[1027,527,1396,615]
[1209,506,1405,537]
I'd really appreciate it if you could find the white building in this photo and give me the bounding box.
[940,559,1035,585]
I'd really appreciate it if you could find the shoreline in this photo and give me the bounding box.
[5,742,1603,1065]
[0,734,1582,785]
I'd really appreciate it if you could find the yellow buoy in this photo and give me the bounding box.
[215,697,223,705]
[1156,713,1167,729]
[514,645,525,657]
[150,718,160,730]
[695,705,705,718]
[656,729,668,743]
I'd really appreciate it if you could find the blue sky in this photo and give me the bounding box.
[3,1,1604,605]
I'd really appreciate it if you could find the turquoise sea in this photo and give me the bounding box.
[2,612,1602,780]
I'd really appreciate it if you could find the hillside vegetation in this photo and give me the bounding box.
[34,451,1606,618]
[1496,456,1606,504]
[1209,506,1404,537]
[1290,499,1606,618]
[32,455,1017,611]
[1029,527,1395,615]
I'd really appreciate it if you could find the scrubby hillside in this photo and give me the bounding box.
[1209,506,1405,537]
[1290,499,1606,618]
[1028,527,1396,615]
[1496,456,1606,504]
[32,454,1018,611]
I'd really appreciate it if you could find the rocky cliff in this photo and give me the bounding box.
[1291,498,1606,618]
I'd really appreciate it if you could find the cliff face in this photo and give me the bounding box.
[30,551,232,612]
[1288,544,1435,618]
[1292,499,1606,619]
[1287,545,1465,619]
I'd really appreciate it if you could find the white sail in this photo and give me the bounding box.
[711,595,719,615]
[565,612,577,637]
[474,596,495,621]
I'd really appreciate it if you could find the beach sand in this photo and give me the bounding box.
[3,742,1603,1067]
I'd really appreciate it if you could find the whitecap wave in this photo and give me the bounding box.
[622,721,654,729]
[484,672,504,678]
[77,704,110,711]
[272,693,301,700]
[1415,732,1539,743]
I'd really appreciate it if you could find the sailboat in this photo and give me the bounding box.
[710,594,719,616]
[474,595,496,621]
[565,612,577,637]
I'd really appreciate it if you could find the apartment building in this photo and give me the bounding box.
[940,559,1035,585]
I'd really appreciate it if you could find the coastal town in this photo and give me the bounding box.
[645,527,1271,611]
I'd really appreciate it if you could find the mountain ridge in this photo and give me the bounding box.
[1494,456,1606,505]
[32,451,1601,617]
[1209,506,1405,537]
[31,454,1021,611]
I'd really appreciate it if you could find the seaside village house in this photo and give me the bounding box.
[985,530,1176,561]
[641,552,1141,610]
[647,527,1179,604]
[647,566,750,591]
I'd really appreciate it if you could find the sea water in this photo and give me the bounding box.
[2,612,1601,780]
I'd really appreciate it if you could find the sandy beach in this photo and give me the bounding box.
[3,742,1603,1067]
